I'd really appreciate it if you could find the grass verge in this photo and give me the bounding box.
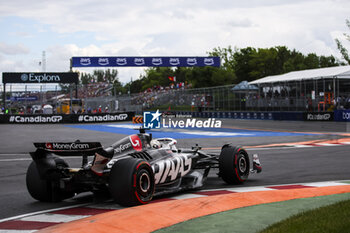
[260,199,350,233]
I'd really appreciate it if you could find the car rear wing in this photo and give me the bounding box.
[33,142,103,156]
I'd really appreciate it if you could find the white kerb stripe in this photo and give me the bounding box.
[315,143,340,146]
[292,145,314,148]
[227,186,273,193]
[301,181,350,187]
[0,230,36,233]
[171,194,206,200]
[0,203,89,223]
[20,214,90,223]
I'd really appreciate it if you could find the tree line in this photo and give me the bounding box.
[76,45,345,94]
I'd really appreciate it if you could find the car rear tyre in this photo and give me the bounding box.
[219,145,250,184]
[109,158,155,206]
[26,159,74,202]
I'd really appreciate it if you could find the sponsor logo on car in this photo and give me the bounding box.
[153,154,192,184]
[45,143,53,149]
[46,142,90,150]
[129,135,142,151]
[114,142,132,153]
[80,58,91,66]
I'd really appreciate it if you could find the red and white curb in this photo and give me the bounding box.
[286,141,350,148]
[0,180,349,232]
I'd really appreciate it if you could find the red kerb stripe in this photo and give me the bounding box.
[304,143,322,146]
[51,207,113,215]
[195,190,236,196]
[267,185,313,190]
[151,198,175,203]
[0,220,60,230]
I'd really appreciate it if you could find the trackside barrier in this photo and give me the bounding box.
[334,110,350,122]
[0,112,135,124]
[303,112,334,121]
[179,111,350,121]
[178,111,305,121]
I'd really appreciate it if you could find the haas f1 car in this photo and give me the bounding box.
[26,129,262,206]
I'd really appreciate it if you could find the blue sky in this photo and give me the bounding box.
[1,0,350,90]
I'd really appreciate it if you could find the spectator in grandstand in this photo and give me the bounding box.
[345,96,350,109]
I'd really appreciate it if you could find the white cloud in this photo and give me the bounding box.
[0,0,350,82]
[0,42,29,55]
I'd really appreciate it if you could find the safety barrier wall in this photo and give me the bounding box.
[0,112,134,124]
[1,111,347,123]
[177,111,337,121]
[334,110,350,122]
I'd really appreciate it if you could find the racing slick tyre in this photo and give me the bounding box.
[26,159,74,202]
[109,158,155,206]
[219,145,250,184]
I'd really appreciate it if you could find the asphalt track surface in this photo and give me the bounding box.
[0,119,349,220]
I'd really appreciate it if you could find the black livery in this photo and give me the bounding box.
[26,129,262,206]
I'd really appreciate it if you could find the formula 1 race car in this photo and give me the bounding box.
[26,129,262,206]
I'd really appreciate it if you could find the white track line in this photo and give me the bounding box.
[0,230,36,233]
[0,203,89,223]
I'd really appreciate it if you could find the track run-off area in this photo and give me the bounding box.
[0,119,349,232]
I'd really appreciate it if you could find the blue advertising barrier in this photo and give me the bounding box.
[177,112,288,120]
[334,110,350,122]
[273,112,304,121]
[174,111,346,121]
[72,56,220,67]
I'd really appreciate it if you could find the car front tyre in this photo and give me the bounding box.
[109,158,155,206]
[219,145,250,184]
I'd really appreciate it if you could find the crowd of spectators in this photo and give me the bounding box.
[77,82,112,99]
[131,82,192,109]
[336,96,350,110]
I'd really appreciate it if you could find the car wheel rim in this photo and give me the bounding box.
[139,172,150,193]
[238,156,247,173]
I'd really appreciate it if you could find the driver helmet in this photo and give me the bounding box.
[150,139,161,149]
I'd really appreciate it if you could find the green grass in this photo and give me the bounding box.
[260,199,350,233]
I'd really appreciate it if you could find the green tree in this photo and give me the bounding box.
[80,72,92,84]
[209,46,235,71]
[335,19,350,64]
